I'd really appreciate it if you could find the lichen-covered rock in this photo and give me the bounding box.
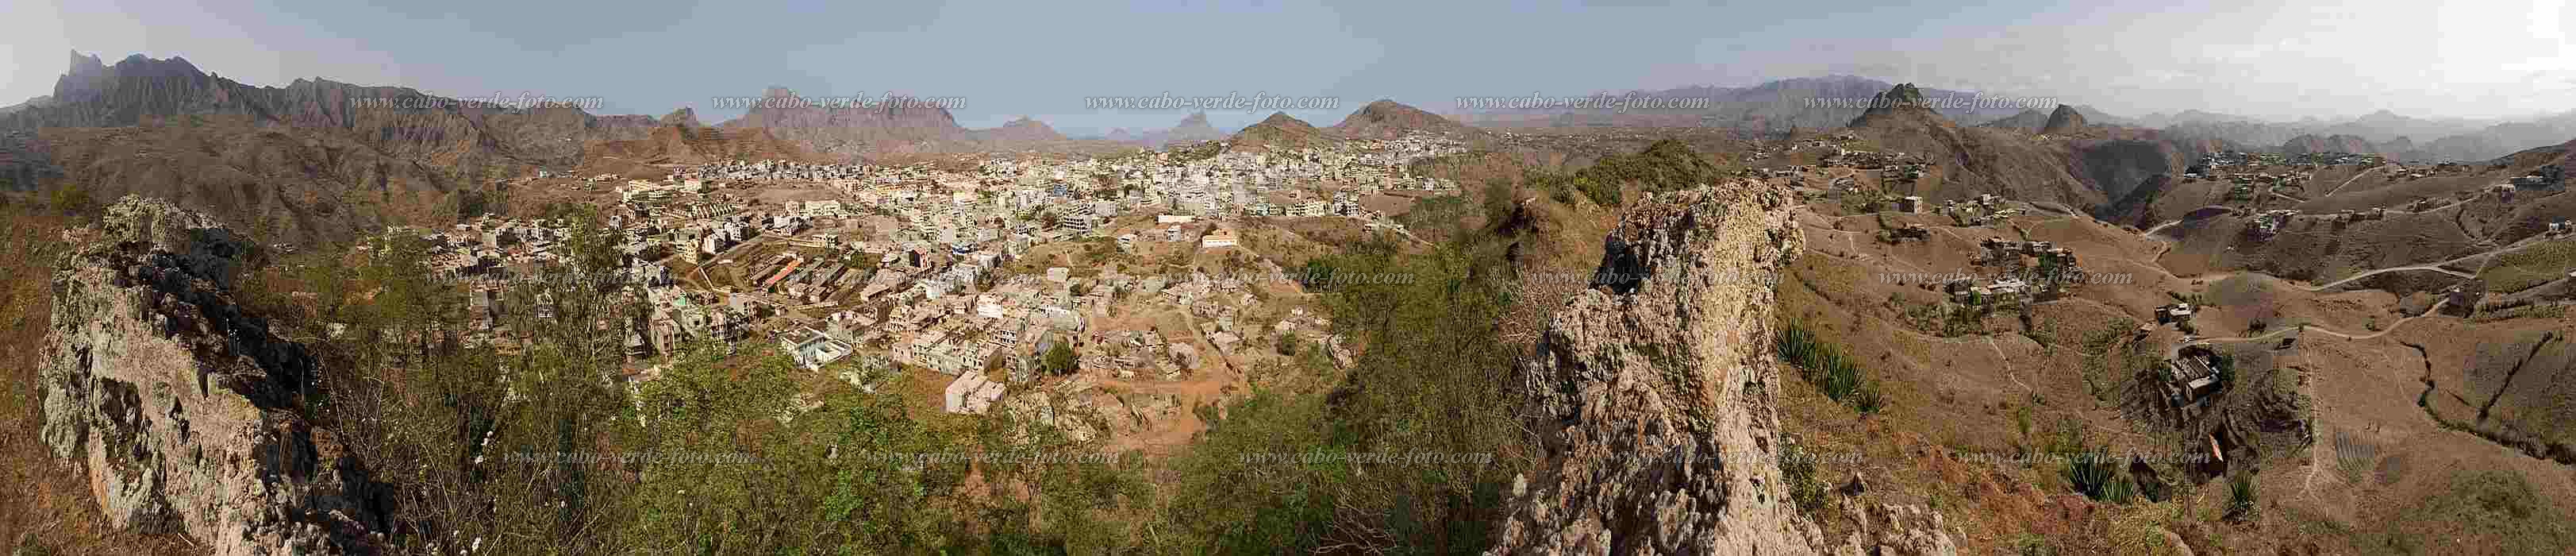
[1838,502,1959,556]
[1490,183,1824,554]
[41,195,385,554]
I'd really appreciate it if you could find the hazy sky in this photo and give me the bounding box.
[5,0,2573,133]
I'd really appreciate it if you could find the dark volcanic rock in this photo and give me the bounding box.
[2041,104,2089,134]
[1848,83,1938,128]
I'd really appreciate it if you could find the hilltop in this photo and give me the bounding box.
[2040,104,2090,134]
[969,115,1069,145]
[1225,112,1335,152]
[1332,99,1486,140]
[660,107,702,127]
[717,87,968,156]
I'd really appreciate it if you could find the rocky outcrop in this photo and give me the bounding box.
[40,196,386,554]
[2040,104,2089,135]
[660,107,703,128]
[1848,83,1940,128]
[1492,183,1955,554]
[1490,183,1821,554]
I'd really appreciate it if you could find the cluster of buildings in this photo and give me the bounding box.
[671,160,870,183]
[2509,164,2566,187]
[386,129,1482,430]
[1934,237,2088,303]
[1939,194,2022,226]
[592,134,1467,411]
[2249,209,2301,238]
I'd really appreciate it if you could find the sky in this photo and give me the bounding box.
[5,0,2574,133]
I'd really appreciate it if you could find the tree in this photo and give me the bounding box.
[1042,342,1077,376]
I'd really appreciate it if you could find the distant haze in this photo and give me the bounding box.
[5,0,2574,129]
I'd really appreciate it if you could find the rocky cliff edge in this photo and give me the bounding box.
[40,195,386,554]
[1490,183,1955,555]
[1490,183,1820,554]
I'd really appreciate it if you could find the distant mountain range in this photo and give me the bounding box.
[1089,112,1232,147]
[1450,75,2044,130]
[714,87,969,157]
[15,52,2576,168]
[1447,75,2576,161]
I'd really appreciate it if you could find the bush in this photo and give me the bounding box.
[2049,423,2136,504]
[2226,472,2257,521]
[46,183,92,215]
[1776,322,1887,413]
[1042,342,1078,376]
[1779,441,1828,515]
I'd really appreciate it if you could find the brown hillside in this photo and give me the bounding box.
[582,124,829,167]
[1332,99,1486,140]
[1227,112,1336,153]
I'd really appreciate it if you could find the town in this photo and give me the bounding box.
[394,133,1467,442]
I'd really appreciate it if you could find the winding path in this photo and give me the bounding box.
[2316,165,2386,199]
[2304,265,2474,291]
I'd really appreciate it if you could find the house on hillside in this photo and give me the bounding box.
[781,327,854,371]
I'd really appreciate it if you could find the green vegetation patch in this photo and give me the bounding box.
[2480,240,2576,293]
[1775,322,1887,413]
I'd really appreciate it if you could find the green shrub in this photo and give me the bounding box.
[2226,472,2257,521]
[1776,322,1887,413]
[1779,441,1828,515]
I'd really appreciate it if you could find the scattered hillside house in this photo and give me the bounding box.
[2511,164,2565,187]
[2156,303,2195,324]
[1987,277,2028,297]
[781,327,855,370]
[1897,195,1924,213]
[1199,227,1240,249]
[2163,346,2224,411]
[2251,210,2299,238]
[943,371,1006,415]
